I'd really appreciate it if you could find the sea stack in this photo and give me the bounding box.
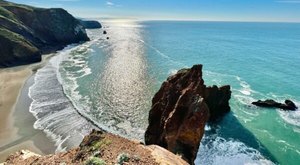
[145,64,231,164]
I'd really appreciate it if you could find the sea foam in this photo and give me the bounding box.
[195,134,274,165]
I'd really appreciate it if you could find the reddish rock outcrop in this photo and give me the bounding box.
[145,64,231,164]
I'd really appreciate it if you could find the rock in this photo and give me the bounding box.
[4,150,41,164]
[79,129,106,150]
[0,0,89,67]
[147,145,189,165]
[252,99,298,111]
[78,19,102,29]
[285,100,297,110]
[103,30,107,34]
[145,64,231,164]
[106,37,109,40]
[204,85,231,121]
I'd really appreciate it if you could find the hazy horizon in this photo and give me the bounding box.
[7,0,300,23]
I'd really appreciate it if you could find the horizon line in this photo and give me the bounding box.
[82,17,300,24]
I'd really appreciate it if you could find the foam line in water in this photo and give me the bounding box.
[54,26,151,141]
[195,134,274,165]
[29,54,95,152]
[27,35,108,151]
[278,105,300,127]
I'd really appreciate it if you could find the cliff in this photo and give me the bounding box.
[78,19,102,29]
[0,0,89,67]
[145,65,231,164]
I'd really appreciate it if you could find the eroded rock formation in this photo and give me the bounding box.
[145,64,231,164]
[252,99,298,111]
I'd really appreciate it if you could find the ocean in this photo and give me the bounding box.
[29,20,300,165]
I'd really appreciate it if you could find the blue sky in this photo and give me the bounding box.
[9,0,300,22]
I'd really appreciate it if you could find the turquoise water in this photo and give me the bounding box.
[142,21,300,164]
[30,21,300,164]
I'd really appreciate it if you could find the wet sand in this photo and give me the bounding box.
[0,56,56,162]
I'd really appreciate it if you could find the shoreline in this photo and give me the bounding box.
[0,55,56,162]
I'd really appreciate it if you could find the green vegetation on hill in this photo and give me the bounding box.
[0,27,40,66]
[0,0,89,67]
[0,6,16,21]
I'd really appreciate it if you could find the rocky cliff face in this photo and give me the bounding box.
[78,19,102,29]
[145,64,231,164]
[0,0,89,67]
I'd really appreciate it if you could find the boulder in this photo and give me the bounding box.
[145,64,231,164]
[252,99,298,111]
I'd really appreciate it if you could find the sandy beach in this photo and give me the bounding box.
[0,56,56,162]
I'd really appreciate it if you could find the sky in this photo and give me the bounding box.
[8,0,300,22]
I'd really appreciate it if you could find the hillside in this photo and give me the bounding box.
[0,0,89,67]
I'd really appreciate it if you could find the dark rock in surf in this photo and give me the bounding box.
[106,37,109,40]
[285,100,297,110]
[145,64,231,164]
[103,30,107,34]
[252,99,298,111]
[204,85,231,121]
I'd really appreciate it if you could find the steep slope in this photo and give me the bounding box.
[0,27,40,66]
[0,0,89,67]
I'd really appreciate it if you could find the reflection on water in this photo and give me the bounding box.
[91,21,152,139]
[60,21,153,140]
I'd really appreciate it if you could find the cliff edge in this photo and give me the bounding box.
[3,130,188,165]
